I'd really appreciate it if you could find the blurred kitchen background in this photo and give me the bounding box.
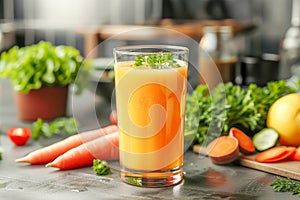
[0,0,297,87]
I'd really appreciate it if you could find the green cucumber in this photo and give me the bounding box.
[252,128,279,151]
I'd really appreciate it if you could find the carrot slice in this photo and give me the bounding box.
[265,146,296,162]
[289,146,300,161]
[207,136,239,164]
[255,146,296,163]
[255,146,286,162]
[46,131,119,170]
[15,125,118,165]
[229,127,255,154]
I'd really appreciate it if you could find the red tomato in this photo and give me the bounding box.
[7,128,31,146]
[109,110,118,125]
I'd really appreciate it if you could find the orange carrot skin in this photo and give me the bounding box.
[16,125,118,165]
[265,147,296,162]
[255,146,287,162]
[207,136,239,165]
[255,146,296,163]
[47,131,119,170]
[260,147,295,163]
[229,127,255,154]
[289,146,300,161]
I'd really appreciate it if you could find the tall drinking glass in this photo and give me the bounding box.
[113,45,189,187]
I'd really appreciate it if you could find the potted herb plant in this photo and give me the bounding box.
[0,41,85,121]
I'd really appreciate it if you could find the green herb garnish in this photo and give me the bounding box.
[125,177,143,186]
[32,117,79,140]
[185,80,296,145]
[134,53,180,69]
[271,176,300,197]
[93,159,111,175]
[0,151,2,160]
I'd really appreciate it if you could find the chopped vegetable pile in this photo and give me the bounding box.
[32,117,79,140]
[93,159,111,175]
[185,80,296,145]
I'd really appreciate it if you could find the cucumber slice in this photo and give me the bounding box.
[253,128,279,151]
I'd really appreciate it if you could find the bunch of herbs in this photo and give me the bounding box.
[185,81,296,145]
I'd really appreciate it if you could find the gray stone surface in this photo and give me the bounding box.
[0,79,298,200]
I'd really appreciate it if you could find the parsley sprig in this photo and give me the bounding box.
[93,159,111,175]
[134,53,180,69]
[32,117,79,140]
[271,176,300,197]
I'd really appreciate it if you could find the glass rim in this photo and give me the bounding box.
[113,45,189,56]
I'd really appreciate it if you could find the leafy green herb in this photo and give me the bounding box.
[247,80,296,130]
[0,41,89,94]
[32,117,79,140]
[185,81,296,145]
[271,176,300,197]
[93,159,111,175]
[134,53,180,69]
[0,151,2,160]
[125,177,143,186]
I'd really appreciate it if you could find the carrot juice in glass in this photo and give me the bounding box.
[113,45,188,187]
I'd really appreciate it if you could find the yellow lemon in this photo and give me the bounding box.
[267,93,300,146]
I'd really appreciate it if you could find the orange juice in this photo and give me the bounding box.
[113,45,188,187]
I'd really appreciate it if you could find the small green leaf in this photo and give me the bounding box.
[31,117,79,140]
[32,118,43,140]
[93,159,111,175]
[126,177,143,186]
[135,55,145,66]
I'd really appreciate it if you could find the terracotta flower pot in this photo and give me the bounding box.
[14,85,68,121]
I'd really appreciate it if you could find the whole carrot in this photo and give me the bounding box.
[15,125,118,165]
[46,131,119,170]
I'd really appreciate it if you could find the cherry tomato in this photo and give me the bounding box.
[109,110,118,125]
[7,128,31,146]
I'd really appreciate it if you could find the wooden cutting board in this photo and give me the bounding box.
[193,145,300,180]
